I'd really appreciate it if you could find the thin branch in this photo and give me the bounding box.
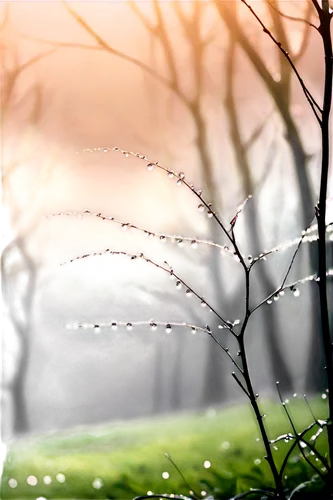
[61,249,236,334]
[164,453,200,500]
[280,217,315,288]
[253,136,277,195]
[152,0,180,90]
[243,111,273,151]
[128,0,156,35]
[311,0,322,17]
[240,0,322,123]
[276,383,329,481]
[293,2,316,62]
[42,204,333,264]
[44,210,234,256]
[288,481,314,499]
[267,0,318,31]
[22,10,190,110]
[78,146,237,251]
[251,268,332,313]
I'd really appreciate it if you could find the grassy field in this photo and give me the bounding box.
[1,398,329,499]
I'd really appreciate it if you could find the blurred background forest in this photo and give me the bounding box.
[1,0,332,444]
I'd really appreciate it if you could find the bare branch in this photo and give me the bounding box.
[239,0,322,123]
[253,136,277,195]
[267,0,318,31]
[61,248,235,334]
[311,0,322,16]
[128,0,156,35]
[294,2,316,62]
[56,1,189,109]
[78,146,237,250]
[243,111,273,151]
[45,210,234,256]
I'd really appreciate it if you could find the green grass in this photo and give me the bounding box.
[1,398,329,499]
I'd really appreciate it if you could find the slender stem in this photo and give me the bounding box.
[276,383,328,482]
[238,334,285,498]
[247,418,280,490]
[315,3,333,493]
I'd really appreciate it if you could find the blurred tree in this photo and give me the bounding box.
[30,0,326,402]
[1,4,55,434]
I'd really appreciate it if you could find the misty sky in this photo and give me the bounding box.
[1,1,321,344]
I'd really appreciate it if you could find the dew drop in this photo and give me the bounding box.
[122,223,129,231]
[203,460,211,469]
[123,151,130,157]
[111,322,117,330]
[279,290,285,296]
[92,478,104,489]
[168,171,174,178]
[147,163,154,171]
[56,473,66,483]
[200,300,206,307]
[176,281,182,288]
[293,288,300,297]
[126,323,133,331]
[197,189,203,196]
[150,322,157,331]
[179,172,185,179]
[322,393,327,399]
[43,475,52,485]
[83,209,91,214]
[186,289,192,297]
[198,204,205,212]
[162,472,169,479]
[103,148,108,153]
[191,327,196,335]
[207,211,213,218]
[94,325,101,334]
[160,235,166,242]
[267,299,273,305]
[177,239,183,247]
[300,441,307,449]
[176,179,182,186]
[8,479,18,488]
[293,393,297,398]
[191,240,198,249]
[166,324,172,334]
[248,255,253,262]
[201,491,207,497]
[274,294,279,301]
[27,475,38,486]
[254,459,261,465]
[221,441,230,449]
